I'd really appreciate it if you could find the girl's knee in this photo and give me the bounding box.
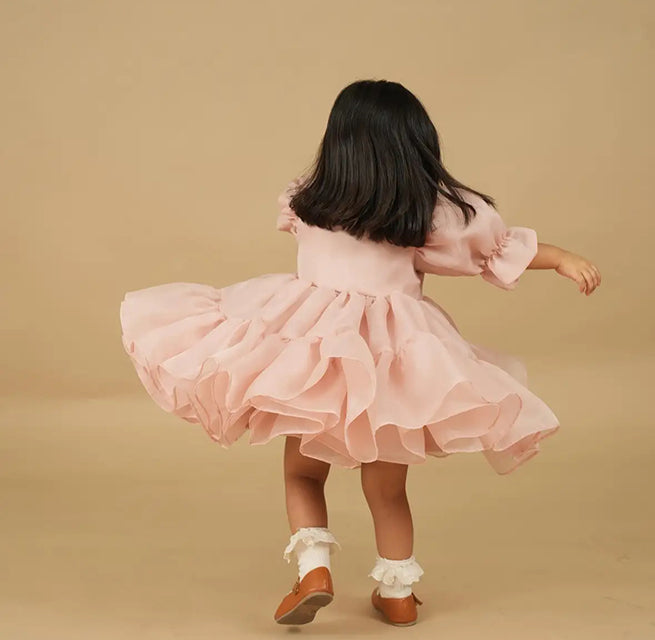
[361,462,408,504]
[363,482,408,506]
[285,467,329,486]
[284,438,330,484]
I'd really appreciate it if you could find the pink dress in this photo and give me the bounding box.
[119,178,560,474]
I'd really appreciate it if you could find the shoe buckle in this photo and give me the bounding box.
[292,578,301,594]
[413,593,423,606]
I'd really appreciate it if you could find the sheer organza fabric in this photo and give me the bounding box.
[120,180,559,474]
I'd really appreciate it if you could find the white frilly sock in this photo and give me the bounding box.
[368,554,424,598]
[283,526,341,580]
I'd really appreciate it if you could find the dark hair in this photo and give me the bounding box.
[289,79,495,247]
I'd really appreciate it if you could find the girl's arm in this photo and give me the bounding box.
[528,242,601,296]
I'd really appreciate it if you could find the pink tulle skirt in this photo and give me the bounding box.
[119,273,560,474]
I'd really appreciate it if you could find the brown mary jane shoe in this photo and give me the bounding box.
[274,566,334,625]
[371,586,423,626]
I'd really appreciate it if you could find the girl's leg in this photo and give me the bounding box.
[361,460,413,558]
[284,435,330,530]
[361,460,423,598]
[282,436,340,580]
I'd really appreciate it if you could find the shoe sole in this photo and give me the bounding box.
[275,592,334,625]
[372,601,417,626]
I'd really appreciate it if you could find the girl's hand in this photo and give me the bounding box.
[555,251,601,295]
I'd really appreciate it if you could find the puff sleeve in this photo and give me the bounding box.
[414,191,538,290]
[276,177,304,236]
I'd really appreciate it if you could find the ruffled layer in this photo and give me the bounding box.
[283,527,341,563]
[368,555,424,586]
[120,273,560,474]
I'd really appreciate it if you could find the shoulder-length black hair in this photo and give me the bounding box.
[289,79,495,247]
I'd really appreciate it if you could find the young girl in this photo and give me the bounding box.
[119,79,600,627]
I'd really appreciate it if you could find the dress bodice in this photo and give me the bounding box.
[295,221,423,299]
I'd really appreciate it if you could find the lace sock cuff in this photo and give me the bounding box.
[368,554,424,586]
[282,526,341,563]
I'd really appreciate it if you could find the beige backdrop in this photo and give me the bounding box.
[2,1,653,638]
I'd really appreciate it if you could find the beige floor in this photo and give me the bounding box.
[1,351,653,639]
